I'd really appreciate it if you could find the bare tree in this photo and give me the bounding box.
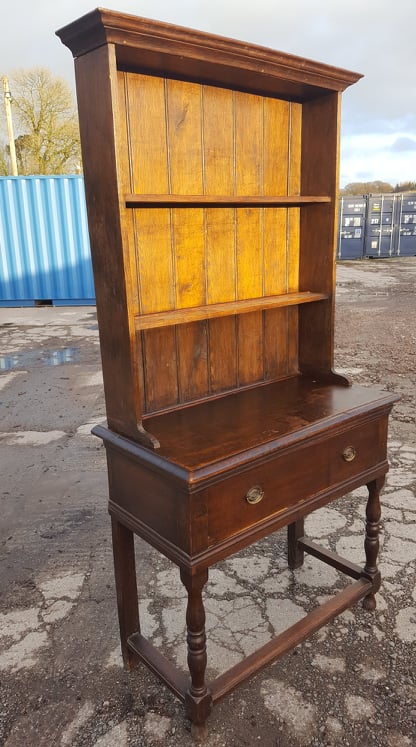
[0,146,8,175]
[340,180,394,196]
[2,67,81,175]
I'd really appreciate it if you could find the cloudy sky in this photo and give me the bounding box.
[1,0,415,187]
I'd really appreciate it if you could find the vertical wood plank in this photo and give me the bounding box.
[167,79,208,402]
[115,72,147,422]
[177,322,209,401]
[135,209,175,314]
[128,73,169,195]
[287,101,302,374]
[126,73,173,314]
[235,91,264,386]
[288,102,302,292]
[126,72,177,411]
[263,98,290,380]
[203,85,237,393]
[142,328,179,410]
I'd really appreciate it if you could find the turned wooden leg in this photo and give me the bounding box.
[111,517,140,670]
[362,477,385,611]
[180,568,212,739]
[288,517,305,569]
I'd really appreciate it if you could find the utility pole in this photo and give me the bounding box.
[2,76,18,175]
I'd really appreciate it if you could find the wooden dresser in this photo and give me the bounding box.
[57,9,398,737]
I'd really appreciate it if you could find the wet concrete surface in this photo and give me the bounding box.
[0,259,415,747]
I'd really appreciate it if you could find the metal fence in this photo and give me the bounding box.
[0,175,95,306]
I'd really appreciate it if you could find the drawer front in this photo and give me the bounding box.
[206,417,387,546]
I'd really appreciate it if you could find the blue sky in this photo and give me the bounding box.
[1,0,415,187]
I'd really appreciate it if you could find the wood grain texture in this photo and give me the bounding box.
[263,98,290,380]
[299,92,340,376]
[166,80,209,403]
[74,47,141,438]
[203,86,237,394]
[121,76,319,411]
[235,92,264,385]
[142,378,396,469]
[62,12,398,738]
[125,195,331,206]
[111,518,140,670]
[135,293,327,330]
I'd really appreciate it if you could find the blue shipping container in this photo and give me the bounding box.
[0,175,95,306]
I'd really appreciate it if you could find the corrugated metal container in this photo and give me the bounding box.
[0,175,95,306]
[337,196,366,259]
[395,192,416,257]
[364,194,397,258]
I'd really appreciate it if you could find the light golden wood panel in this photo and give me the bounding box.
[166,79,206,307]
[263,97,290,380]
[235,92,263,385]
[127,74,169,194]
[125,73,174,314]
[124,73,177,410]
[122,71,305,410]
[203,85,238,392]
[203,86,235,304]
[166,79,208,402]
[288,102,302,293]
[287,102,302,374]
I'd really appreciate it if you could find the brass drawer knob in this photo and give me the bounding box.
[342,446,357,462]
[245,485,264,505]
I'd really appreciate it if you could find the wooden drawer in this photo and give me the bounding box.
[206,417,387,545]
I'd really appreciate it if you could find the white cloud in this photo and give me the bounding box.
[341,132,416,186]
[1,0,415,186]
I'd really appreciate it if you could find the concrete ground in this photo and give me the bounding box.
[0,258,415,747]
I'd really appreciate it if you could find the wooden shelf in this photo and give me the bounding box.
[125,194,331,208]
[135,291,328,331]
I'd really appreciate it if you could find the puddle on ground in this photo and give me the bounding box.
[0,347,80,371]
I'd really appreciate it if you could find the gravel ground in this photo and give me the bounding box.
[0,258,415,747]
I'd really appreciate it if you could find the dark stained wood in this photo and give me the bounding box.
[73,46,141,440]
[362,476,384,610]
[142,378,396,469]
[177,322,209,403]
[142,328,178,412]
[208,317,238,394]
[287,518,305,569]
[56,8,362,101]
[298,537,366,579]
[127,632,188,701]
[180,569,213,726]
[111,518,140,670]
[59,10,398,738]
[298,93,340,376]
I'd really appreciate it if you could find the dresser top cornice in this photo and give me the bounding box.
[57,7,362,101]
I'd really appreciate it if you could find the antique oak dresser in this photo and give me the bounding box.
[57,9,398,738]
